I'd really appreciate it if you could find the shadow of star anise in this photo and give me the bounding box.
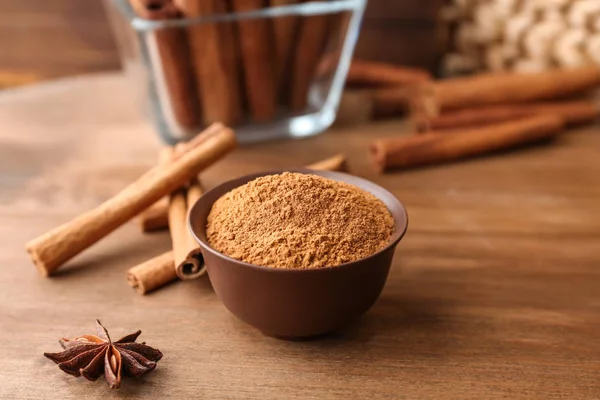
[44,320,163,389]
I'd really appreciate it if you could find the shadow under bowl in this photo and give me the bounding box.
[188,169,408,339]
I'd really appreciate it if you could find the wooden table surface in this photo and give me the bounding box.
[1,74,599,399]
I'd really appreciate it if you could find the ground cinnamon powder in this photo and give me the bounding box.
[206,172,394,269]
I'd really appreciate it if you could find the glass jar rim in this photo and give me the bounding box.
[111,0,367,31]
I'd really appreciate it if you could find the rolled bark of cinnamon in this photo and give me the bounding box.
[345,59,432,88]
[270,0,300,99]
[138,198,170,233]
[420,100,600,131]
[26,123,237,276]
[174,0,242,126]
[127,251,176,295]
[335,88,412,122]
[168,186,189,267]
[371,115,564,173]
[231,0,278,122]
[176,179,206,280]
[128,0,200,129]
[415,67,600,118]
[137,147,174,233]
[129,179,206,293]
[370,87,413,119]
[289,8,331,112]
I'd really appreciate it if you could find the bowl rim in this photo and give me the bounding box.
[188,169,408,274]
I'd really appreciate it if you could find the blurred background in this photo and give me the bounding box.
[0,0,447,89]
[4,0,600,91]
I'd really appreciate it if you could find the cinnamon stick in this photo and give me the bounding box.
[306,154,348,172]
[26,123,237,276]
[174,0,242,125]
[137,147,175,233]
[137,153,350,232]
[289,8,331,112]
[129,178,205,293]
[138,198,170,233]
[345,59,431,88]
[128,0,200,129]
[168,187,189,268]
[371,115,564,173]
[231,0,278,122]
[416,67,600,117]
[269,0,300,99]
[421,100,600,131]
[127,251,176,295]
[176,179,206,280]
[334,88,412,123]
[370,87,413,119]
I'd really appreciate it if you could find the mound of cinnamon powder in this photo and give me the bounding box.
[206,172,394,269]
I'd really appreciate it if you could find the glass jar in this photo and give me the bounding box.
[105,0,367,144]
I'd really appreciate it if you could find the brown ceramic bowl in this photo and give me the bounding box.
[188,169,408,339]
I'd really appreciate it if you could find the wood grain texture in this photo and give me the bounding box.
[1,74,600,399]
[0,0,119,81]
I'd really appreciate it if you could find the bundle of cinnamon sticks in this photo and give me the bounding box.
[25,121,349,295]
[130,0,346,132]
[370,66,600,172]
[129,152,348,294]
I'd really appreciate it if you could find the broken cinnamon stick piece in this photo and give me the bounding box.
[138,198,170,233]
[231,0,278,122]
[335,88,412,124]
[176,179,206,280]
[421,100,600,131]
[128,0,200,129]
[371,115,564,173]
[26,123,237,276]
[415,67,600,118]
[127,251,176,295]
[370,87,413,119]
[137,147,174,233]
[345,59,432,88]
[306,154,348,172]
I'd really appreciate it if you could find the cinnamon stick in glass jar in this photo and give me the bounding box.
[289,7,331,112]
[269,0,300,99]
[26,123,237,276]
[174,0,243,126]
[371,115,564,173]
[128,0,200,129]
[231,0,278,122]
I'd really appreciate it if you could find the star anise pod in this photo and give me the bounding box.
[44,320,163,389]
